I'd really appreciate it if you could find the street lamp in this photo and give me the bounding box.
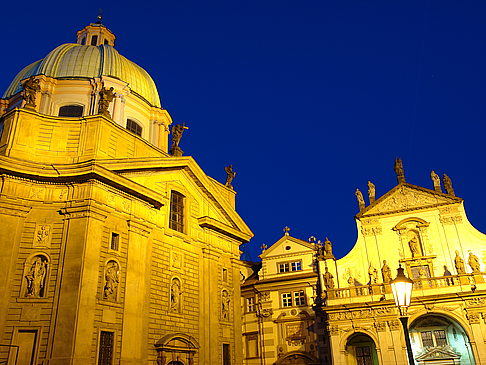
[390,265,415,365]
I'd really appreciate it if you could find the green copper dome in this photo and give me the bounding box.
[3,43,161,108]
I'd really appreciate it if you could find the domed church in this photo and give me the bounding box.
[0,19,252,365]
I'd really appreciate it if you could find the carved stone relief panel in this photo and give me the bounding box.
[33,224,52,248]
[286,322,306,346]
[170,250,183,271]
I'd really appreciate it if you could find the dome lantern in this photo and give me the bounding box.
[76,20,116,47]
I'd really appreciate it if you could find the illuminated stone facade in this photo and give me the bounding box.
[241,233,321,365]
[318,167,486,365]
[0,22,252,365]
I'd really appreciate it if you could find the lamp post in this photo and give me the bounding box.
[390,265,415,365]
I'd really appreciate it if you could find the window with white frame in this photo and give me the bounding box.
[278,260,302,273]
[246,297,256,312]
[293,290,306,306]
[281,290,306,307]
[281,292,293,307]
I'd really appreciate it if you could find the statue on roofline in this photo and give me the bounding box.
[98,86,115,118]
[170,123,189,156]
[394,157,406,184]
[443,174,455,196]
[225,165,236,189]
[22,76,41,109]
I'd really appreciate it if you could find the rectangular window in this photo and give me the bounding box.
[281,293,292,307]
[223,343,231,365]
[278,261,302,273]
[291,261,302,271]
[98,331,114,365]
[246,297,256,312]
[355,346,372,365]
[222,268,228,282]
[91,35,98,46]
[293,290,306,306]
[245,333,258,358]
[110,233,119,251]
[169,191,185,233]
[421,331,434,347]
[434,330,447,346]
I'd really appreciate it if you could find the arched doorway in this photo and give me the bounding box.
[154,333,198,365]
[345,333,379,365]
[410,314,475,365]
[275,351,318,365]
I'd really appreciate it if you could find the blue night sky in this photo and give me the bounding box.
[2,2,486,261]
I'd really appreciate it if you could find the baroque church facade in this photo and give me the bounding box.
[0,21,252,365]
[241,162,486,365]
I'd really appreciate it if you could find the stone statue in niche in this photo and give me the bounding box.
[367,181,376,204]
[431,170,441,192]
[22,76,40,108]
[98,86,115,118]
[25,255,47,297]
[381,260,392,283]
[468,251,481,273]
[443,174,455,196]
[408,235,422,257]
[355,188,365,211]
[454,250,466,274]
[224,165,236,189]
[323,267,334,289]
[103,261,119,301]
[170,278,182,313]
[221,290,231,321]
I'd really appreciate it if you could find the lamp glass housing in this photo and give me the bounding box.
[390,266,413,316]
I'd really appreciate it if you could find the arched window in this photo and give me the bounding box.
[169,191,185,233]
[59,105,84,117]
[126,119,142,137]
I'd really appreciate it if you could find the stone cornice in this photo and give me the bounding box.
[59,204,109,222]
[0,200,32,217]
[198,216,252,244]
[0,157,164,209]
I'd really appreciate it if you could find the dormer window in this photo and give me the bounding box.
[59,105,84,117]
[278,260,302,273]
[126,119,142,137]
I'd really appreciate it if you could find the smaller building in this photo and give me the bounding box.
[241,230,322,365]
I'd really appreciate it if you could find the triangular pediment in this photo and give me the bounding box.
[359,183,462,217]
[260,235,315,259]
[415,345,460,361]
